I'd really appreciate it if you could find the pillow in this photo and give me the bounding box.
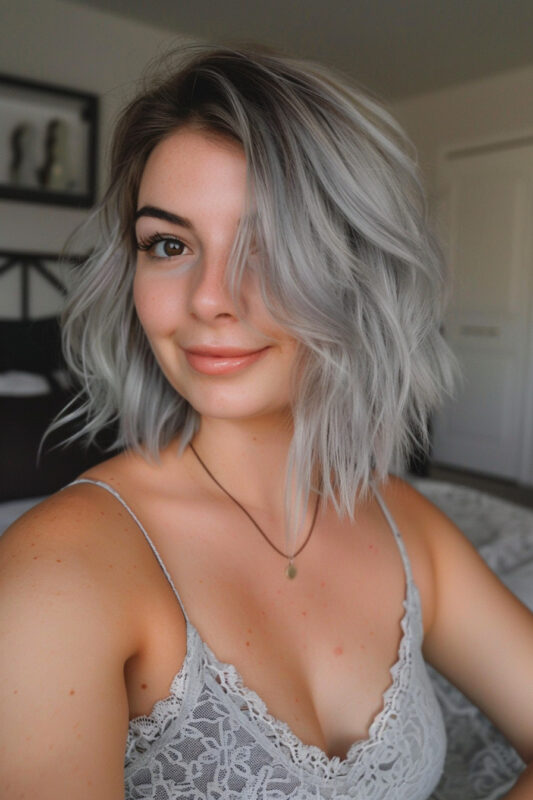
[0,370,52,395]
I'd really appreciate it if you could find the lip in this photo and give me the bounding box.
[185,345,265,357]
[184,346,270,375]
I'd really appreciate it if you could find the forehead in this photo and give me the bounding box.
[137,127,247,212]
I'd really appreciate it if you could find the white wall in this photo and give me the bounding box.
[0,0,179,316]
[392,63,533,195]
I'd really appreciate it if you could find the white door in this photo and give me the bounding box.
[432,141,533,483]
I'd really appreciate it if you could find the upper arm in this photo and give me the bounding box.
[400,482,533,764]
[0,491,138,799]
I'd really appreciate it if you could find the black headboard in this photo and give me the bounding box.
[0,249,83,376]
[0,249,72,319]
[0,248,116,501]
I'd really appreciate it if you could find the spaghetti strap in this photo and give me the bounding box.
[65,478,190,624]
[371,482,415,593]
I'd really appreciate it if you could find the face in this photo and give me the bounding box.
[134,127,299,425]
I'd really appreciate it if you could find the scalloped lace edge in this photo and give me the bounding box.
[201,595,414,779]
[126,589,418,780]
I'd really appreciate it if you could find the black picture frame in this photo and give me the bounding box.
[0,74,98,208]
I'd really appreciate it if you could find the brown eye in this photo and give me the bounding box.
[136,235,190,258]
[154,238,187,257]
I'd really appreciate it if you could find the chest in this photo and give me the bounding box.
[123,497,411,760]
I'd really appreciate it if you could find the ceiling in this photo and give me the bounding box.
[66,0,533,99]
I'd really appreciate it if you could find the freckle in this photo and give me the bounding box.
[261,610,266,616]
[108,563,113,568]
[100,511,105,516]
[33,556,39,560]
[31,542,35,547]
[56,559,62,563]
[246,641,250,646]
[294,696,299,703]
[333,646,344,656]
[359,643,366,650]
[49,743,54,750]
[301,611,307,617]
[13,689,18,694]
[141,683,148,690]
[247,628,252,634]
[69,689,75,695]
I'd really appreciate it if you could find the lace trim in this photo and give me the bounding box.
[203,594,416,781]
[124,624,196,768]
[126,583,421,782]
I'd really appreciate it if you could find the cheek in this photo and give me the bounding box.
[133,270,180,336]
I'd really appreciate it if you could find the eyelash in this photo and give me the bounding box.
[136,232,189,258]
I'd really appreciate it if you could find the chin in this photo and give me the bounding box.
[183,389,290,422]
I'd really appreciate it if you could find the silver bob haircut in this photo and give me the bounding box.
[57,43,457,549]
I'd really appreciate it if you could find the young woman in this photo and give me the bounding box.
[1,45,532,800]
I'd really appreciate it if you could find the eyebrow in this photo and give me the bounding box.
[135,205,193,228]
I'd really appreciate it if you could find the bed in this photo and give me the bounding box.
[1,254,530,797]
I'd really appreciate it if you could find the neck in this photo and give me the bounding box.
[187,413,298,516]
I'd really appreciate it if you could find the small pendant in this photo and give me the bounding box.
[285,561,297,579]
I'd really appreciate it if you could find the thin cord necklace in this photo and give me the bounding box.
[189,443,320,579]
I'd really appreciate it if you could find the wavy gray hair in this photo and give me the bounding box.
[56,43,457,549]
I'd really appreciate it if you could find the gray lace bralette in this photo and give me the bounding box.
[69,478,447,800]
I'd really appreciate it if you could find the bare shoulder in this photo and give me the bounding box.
[377,473,482,564]
[378,481,533,763]
[0,471,147,797]
[0,473,146,659]
[376,474,517,641]
[376,472,467,549]
[374,474,464,634]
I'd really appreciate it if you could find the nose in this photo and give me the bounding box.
[186,246,242,322]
